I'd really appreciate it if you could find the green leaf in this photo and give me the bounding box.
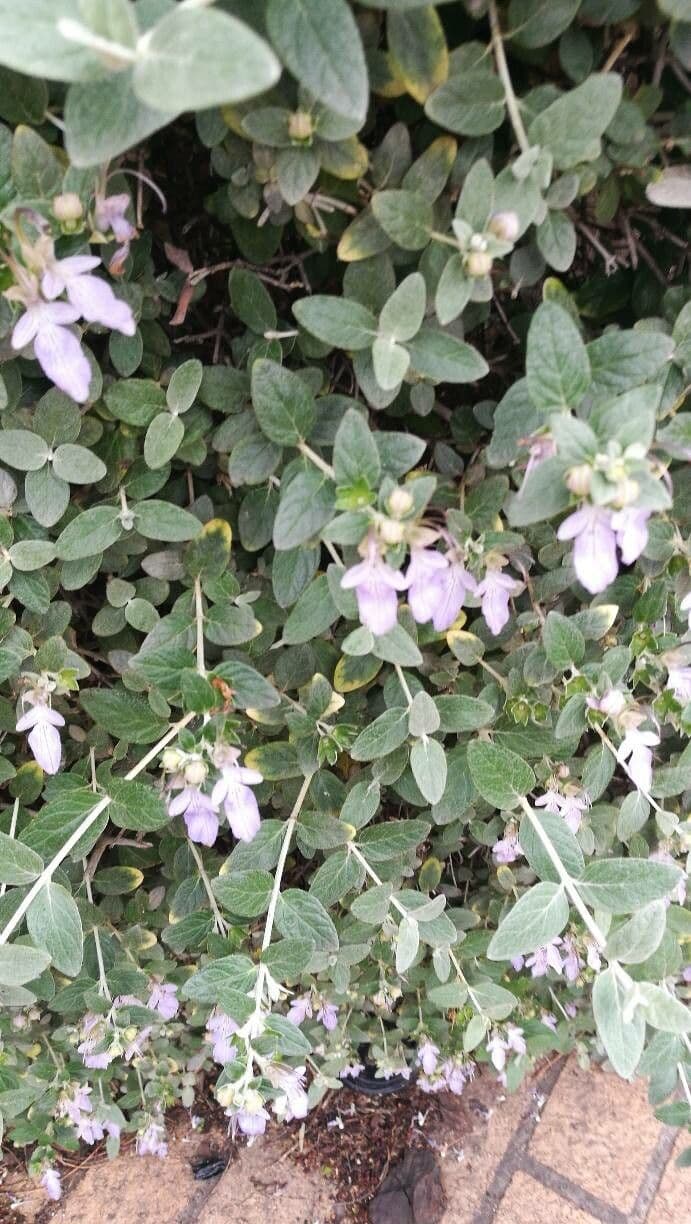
[586,330,674,398]
[351,882,393,923]
[435,695,495,733]
[283,574,338,645]
[80,688,167,744]
[379,273,426,341]
[371,191,433,250]
[579,858,684,913]
[468,979,517,1020]
[229,267,277,334]
[410,737,447,805]
[637,984,691,1034]
[333,408,381,488]
[428,980,468,1008]
[251,359,316,446]
[11,124,63,196]
[606,902,667,965]
[592,965,644,1079]
[275,889,339,951]
[405,328,488,383]
[266,0,368,124]
[52,444,107,484]
[27,883,83,977]
[20,788,107,860]
[0,429,49,471]
[488,882,569,959]
[507,456,571,528]
[213,870,273,918]
[0,833,43,885]
[309,851,364,907]
[108,779,169,833]
[273,469,335,550]
[0,944,51,987]
[212,660,280,710]
[133,6,280,112]
[105,379,166,426]
[8,541,56,572]
[536,209,576,273]
[388,5,449,104]
[293,296,377,350]
[163,912,214,954]
[372,337,410,390]
[358,818,430,861]
[65,71,177,168]
[351,707,409,760]
[133,500,200,542]
[526,302,591,412]
[467,740,536,810]
[519,807,585,883]
[0,0,99,81]
[543,611,585,669]
[55,506,123,560]
[509,0,581,49]
[528,73,624,168]
[262,938,315,980]
[144,413,185,470]
[244,743,302,781]
[92,865,143,896]
[395,914,420,973]
[425,71,505,136]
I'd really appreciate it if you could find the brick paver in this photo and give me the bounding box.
[494,1171,597,1224]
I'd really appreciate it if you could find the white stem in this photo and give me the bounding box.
[0,799,19,898]
[57,19,137,65]
[678,1062,691,1110]
[194,577,206,678]
[83,861,111,1001]
[0,714,195,946]
[488,0,530,154]
[188,839,227,935]
[518,797,608,950]
[394,665,414,708]
[298,442,335,480]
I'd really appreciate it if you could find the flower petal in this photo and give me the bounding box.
[33,323,92,404]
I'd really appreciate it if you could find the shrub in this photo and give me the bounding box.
[0,0,689,1199]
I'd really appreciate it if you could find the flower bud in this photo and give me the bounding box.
[161,748,182,772]
[216,1083,235,1108]
[613,477,639,508]
[288,110,314,142]
[52,192,83,224]
[386,487,414,518]
[565,464,592,497]
[488,210,520,243]
[184,758,207,787]
[466,250,493,278]
[378,517,405,546]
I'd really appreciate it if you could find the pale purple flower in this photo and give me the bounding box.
[147,982,179,1021]
[287,993,313,1026]
[611,507,650,566]
[41,1168,62,1201]
[94,193,137,274]
[339,1062,365,1079]
[77,1115,105,1145]
[417,1038,439,1076]
[586,942,602,972]
[406,548,450,625]
[518,435,556,494]
[341,534,408,635]
[136,1120,168,1159]
[560,936,583,983]
[168,785,219,846]
[16,696,64,774]
[525,938,564,977]
[267,1064,309,1121]
[43,255,135,334]
[587,689,627,718]
[682,965,691,984]
[206,1011,238,1064]
[476,568,521,635]
[557,505,618,594]
[78,1013,113,1070]
[559,793,589,835]
[317,1002,338,1032]
[541,1012,558,1031]
[486,1026,524,1071]
[211,747,262,843]
[123,1026,151,1061]
[617,726,659,792]
[441,1057,474,1094]
[59,1084,93,1127]
[535,789,563,815]
[492,831,522,864]
[667,666,691,705]
[680,591,691,632]
[12,298,91,403]
[428,559,478,633]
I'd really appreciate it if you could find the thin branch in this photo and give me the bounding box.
[488,0,530,154]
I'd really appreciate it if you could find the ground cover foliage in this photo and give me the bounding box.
[0,0,689,1199]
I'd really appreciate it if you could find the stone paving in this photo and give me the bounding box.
[2,1057,687,1223]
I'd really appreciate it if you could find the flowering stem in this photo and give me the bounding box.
[297,442,335,480]
[394,665,414,708]
[595,726,667,817]
[194,577,206,678]
[0,713,195,946]
[83,861,111,1001]
[518,797,607,951]
[187,839,227,936]
[57,18,138,65]
[488,1,530,155]
[0,799,18,898]
[250,772,315,1018]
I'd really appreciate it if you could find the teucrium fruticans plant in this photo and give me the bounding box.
[0,0,689,1198]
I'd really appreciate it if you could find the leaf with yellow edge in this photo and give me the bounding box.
[337,209,391,263]
[185,518,232,581]
[333,654,383,693]
[388,6,449,105]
